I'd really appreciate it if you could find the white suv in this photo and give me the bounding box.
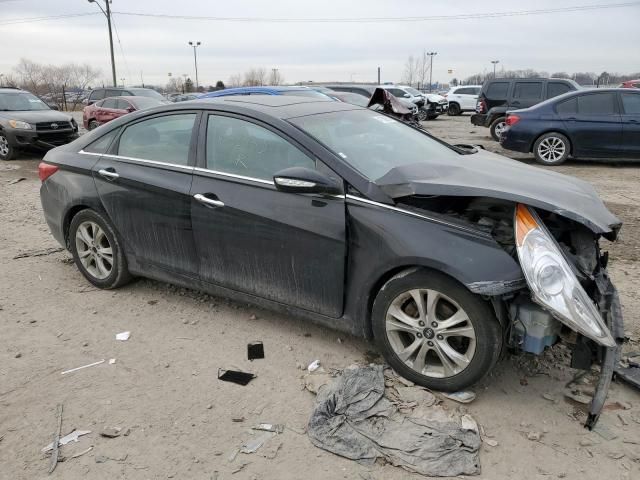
[444,85,481,116]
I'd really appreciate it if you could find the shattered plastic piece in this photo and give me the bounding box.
[565,391,591,405]
[307,365,481,477]
[109,358,116,365]
[61,360,105,375]
[42,430,91,452]
[441,390,476,404]
[115,331,130,341]
[240,431,275,454]
[247,342,265,361]
[218,369,256,386]
[307,360,320,372]
[483,438,499,447]
[70,446,93,459]
[252,423,284,434]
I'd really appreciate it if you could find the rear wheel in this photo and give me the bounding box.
[69,209,132,289]
[372,269,502,392]
[447,103,461,116]
[489,117,506,141]
[88,120,99,131]
[533,132,570,166]
[0,132,16,160]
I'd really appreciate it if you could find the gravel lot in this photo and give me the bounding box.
[1,112,639,479]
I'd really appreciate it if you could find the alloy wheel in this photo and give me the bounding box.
[493,121,506,138]
[385,289,476,378]
[75,221,113,279]
[416,109,428,122]
[537,136,566,163]
[0,135,9,157]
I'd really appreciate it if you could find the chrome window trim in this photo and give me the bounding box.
[193,167,274,185]
[78,150,194,171]
[345,194,489,237]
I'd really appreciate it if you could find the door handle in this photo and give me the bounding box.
[98,169,119,180]
[565,117,577,121]
[629,119,639,124]
[194,193,224,208]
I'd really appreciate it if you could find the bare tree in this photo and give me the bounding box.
[243,67,267,86]
[268,68,284,86]
[417,51,430,89]
[227,74,242,88]
[401,55,418,86]
[166,77,184,93]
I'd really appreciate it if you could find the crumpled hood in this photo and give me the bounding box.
[424,94,446,103]
[0,110,73,124]
[375,148,621,237]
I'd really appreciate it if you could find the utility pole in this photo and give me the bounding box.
[377,66,381,85]
[491,60,500,78]
[188,41,201,91]
[88,1,117,87]
[427,52,437,92]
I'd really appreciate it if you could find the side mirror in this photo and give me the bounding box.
[403,93,411,98]
[49,105,60,111]
[273,167,341,195]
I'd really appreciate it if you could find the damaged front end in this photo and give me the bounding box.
[396,194,624,429]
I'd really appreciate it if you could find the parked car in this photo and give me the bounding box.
[619,79,640,89]
[444,85,481,116]
[82,96,166,130]
[199,85,332,100]
[38,96,623,427]
[0,87,78,160]
[325,90,370,107]
[500,88,640,165]
[322,84,418,114]
[471,78,580,141]
[86,87,168,105]
[380,85,448,120]
[172,93,201,102]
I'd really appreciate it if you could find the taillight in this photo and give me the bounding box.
[38,162,59,182]
[505,114,521,126]
[476,98,487,113]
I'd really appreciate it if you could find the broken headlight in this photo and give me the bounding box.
[514,204,615,347]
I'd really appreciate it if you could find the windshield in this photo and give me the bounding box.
[0,92,50,111]
[405,87,422,96]
[290,109,461,180]
[132,97,165,109]
[280,90,331,99]
[129,89,165,100]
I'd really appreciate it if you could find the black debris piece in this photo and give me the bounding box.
[218,368,256,386]
[248,342,265,361]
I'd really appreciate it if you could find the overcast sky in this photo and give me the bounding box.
[1,0,639,87]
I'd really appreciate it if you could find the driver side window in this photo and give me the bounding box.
[206,115,316,181]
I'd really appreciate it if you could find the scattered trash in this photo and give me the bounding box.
[147,300,158,305]
[307,360,321,372]
[247,342,265,361]
[42,430,91,453]
[100,426,122,438]
[483,438,499,447]
[70,446,93,459]
[95,454,127,463]
[593,423,618,441]
[109,358,116,365]
[8,177,27,185]
[48,404,63,474]
[542,393,556,402]
[441,390,476,404]
[218,369,256,386]
[240,431,276,454]
[252,423,284,434]
[115,331,130,341]
[249,314,258,320]
[14,352,21,358]
[259,440,283,459]
[232,417,245,423]
[579,437,598,447]
[13,247,64,260]
[302,372,332,394]
[527,431,543,441]
[61,359,105,375]
[307,365,481,477]
[231,463,249,474]
[564,391,591,405]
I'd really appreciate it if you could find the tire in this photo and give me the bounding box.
[0,132,16,161]
[427,114,439,120]
[416,108,428,122]
[372,269,502,392]
[533,132,570,166]
[489,117,506,141]
[69,209,132,289]
[88,120,99,131]
[447,103,461,116]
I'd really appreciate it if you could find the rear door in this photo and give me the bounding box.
[558,92,622,157]
[96,98,120,124]
[190,112,346,317]
[91,112,200,276]
[620,91,640,157]
[454,87,479,110]
[510,81,543,109]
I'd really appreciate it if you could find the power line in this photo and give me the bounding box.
[111,2,640,23]
[109,14,132,85]
[0,12,99,26]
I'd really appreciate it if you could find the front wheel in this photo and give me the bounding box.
[489,117,506,141]
[533,132,570,165]
[88,120,99,131]
[372,269,502,392]
[0,132,16,160]
[447,103,461,116]
[416,108,428,122]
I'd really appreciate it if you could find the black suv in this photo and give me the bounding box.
[471,78,580,140]
[86,87,167,105]
[0,87,78,160]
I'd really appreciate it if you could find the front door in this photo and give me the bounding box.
[92,112,200,276]
[620,91,640,158]
[190,113,346,317]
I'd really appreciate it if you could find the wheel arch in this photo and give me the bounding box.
[63,203,109,247]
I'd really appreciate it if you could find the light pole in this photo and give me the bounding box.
[427,52,437,92]
[188,41,201,91]
[491,60,500,78]
[88,0,117,87]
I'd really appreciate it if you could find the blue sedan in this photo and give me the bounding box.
[500,88,640,165]
[198,85,332,100]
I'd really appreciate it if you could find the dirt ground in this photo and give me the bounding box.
[1,112,639,480]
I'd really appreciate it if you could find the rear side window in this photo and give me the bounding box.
[621,93,640,114]
[89,89,105,101]
[84,128,119,154]
[513,82,542,99]
[577,93,616,115]
[547,82,572,99]
[117,114,196,165]
[116,99,131,110]
[486,82,509,99]
[556,98,577,116]
[455,88,471,95]
[102,98,118,109]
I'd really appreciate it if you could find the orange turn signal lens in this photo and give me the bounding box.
[515,204,539,247]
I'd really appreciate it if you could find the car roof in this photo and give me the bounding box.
[201,86,316,97]
[0,87,27,93]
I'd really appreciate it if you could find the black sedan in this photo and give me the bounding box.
[38,96,623,424]
[500,88,640,165]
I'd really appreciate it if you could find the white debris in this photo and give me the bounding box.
[441,390,476,404]
[61,360,105,375]
[109,358,116,365]
[307,360,321,372]
[42,430,91,452]
[115,331,130,341]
